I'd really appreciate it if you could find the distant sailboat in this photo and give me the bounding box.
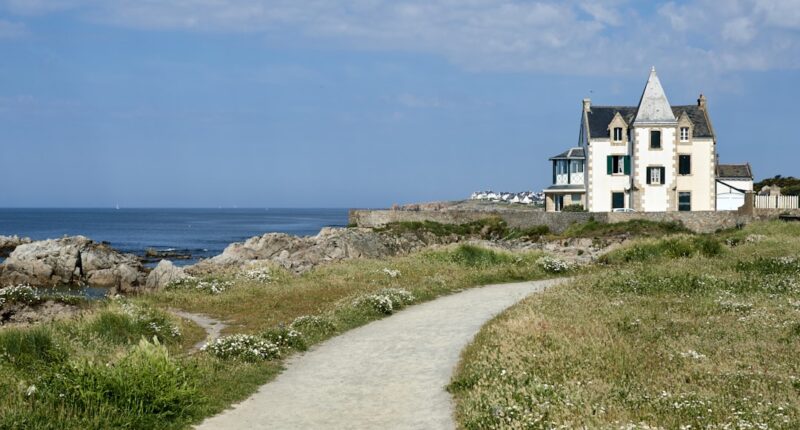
[115,204,120,210]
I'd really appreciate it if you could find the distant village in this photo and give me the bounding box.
[469,191,544,206]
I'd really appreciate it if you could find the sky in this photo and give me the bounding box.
[1,0,799,208]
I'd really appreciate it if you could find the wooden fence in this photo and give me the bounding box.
[755,195,800,209]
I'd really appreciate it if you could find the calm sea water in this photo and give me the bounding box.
[0,208,349,266]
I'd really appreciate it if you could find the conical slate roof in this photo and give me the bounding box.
[634,67,676,124]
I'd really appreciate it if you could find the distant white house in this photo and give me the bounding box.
[715,163,753,211]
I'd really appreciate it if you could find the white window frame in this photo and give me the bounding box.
[650,167,661,184]
[572,161,584,173]
[680,127,689,142]
[613,127,623,142]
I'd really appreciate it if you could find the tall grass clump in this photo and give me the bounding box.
[562,218,689,238]
[433,244,515,268]
[0,326,66,370]
[601,235,723,264]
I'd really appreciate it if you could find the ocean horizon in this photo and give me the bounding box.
[0,208,350,266]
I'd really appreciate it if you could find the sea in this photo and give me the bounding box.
[0,208,350,266]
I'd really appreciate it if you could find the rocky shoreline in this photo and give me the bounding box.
[0,226,621,295]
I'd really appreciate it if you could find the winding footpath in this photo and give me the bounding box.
[196,278,565,430]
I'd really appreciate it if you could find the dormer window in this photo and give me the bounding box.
[680,127,689,142]
[613,127,623,142]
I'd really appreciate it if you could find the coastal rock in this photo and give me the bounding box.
[0,236,146,291]
[0,235,32,258]
[189,227,454,275]
[145,260,189,290]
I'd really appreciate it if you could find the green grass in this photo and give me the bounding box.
[0,243,565,429]
[561,218,690,238]
[376,218,550,241]
[450,221,800,429]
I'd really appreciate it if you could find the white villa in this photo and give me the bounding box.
[545,67,751,213]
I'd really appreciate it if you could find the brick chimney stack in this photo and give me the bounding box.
[582,98,591,113]
[698,93,707,110]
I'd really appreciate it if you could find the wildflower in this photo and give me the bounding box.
[25,385,36,397]
[537,256,572,273]
[382,268,401,278]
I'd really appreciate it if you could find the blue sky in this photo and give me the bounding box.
[1,0,799,208]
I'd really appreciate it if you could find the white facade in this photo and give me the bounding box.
[716,171,754,211]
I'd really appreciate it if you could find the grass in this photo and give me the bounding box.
[561,217,690,238]
[376,218,550,241]
[0,244,567,429]
[449,221,800,429]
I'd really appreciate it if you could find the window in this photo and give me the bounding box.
[679,192,691,211]
[613,127,623,142]
[607,155,630,175]
[571,194,582,203]
[555,195,564,211]
[612,192,625,210]
[571,161,584,173]
[647,166,666,185]
[650,130,661,149]
[679,155,691,175]
[680,127,689,142]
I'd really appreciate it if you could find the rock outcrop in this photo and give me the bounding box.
[189,227,456,274]
[0,235,31,258]
[145,260,189,290]
[0,236,146,292]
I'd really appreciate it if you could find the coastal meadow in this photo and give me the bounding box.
[449,221,800,429]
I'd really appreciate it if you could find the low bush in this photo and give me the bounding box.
[561,204,586,212]
[201,335,280,362]
[167,278,231,295]
[261,326,306,351]
[537,256,573,273]
[0,285,41,307]
[289,315,337,338]
[355,288,416,315]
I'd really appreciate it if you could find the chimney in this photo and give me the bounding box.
[698,93,707,110]
[582,98,591,113]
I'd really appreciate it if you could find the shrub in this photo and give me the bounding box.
[0,284,41,307]
[736,256,800,275]
[563,219,688,238]
[167,278,231,294]
[290,315,336,335]
[601,236,723,264]
[0,326,66,370]
[537,256,573,273]
[261,325,306,351]
[239,267,272,283]
[201,334,280,362]
[561,204,586,212]
[355,288,415,315]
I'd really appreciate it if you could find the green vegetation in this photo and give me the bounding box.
[450,221,800,429]
[755,175,800,196]
[377,218,550,241]
[1,244,565,429]
[560,204,586,212]
[561,217,689,238]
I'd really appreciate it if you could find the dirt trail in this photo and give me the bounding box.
[169,309,227,352]
[196,278,564,430]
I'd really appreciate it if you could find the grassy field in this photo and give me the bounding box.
[450,221,800,429]
[0,244,570,429]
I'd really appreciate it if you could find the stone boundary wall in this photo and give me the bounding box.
[349,207,800,234]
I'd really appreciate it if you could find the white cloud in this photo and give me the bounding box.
[3,0,800,74]
[722,17,757,43]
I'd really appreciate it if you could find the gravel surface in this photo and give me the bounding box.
[196,279,564,430]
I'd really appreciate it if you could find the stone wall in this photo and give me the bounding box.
[349,209,595,233]
[350,207,799,234]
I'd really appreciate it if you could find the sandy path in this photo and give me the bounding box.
[196,279,563,430]
[169,309,227,352]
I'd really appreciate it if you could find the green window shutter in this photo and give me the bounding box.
[623,156,631,175]
[660,167,666,185]
[646,167,652,185]
[607,156,613,174]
